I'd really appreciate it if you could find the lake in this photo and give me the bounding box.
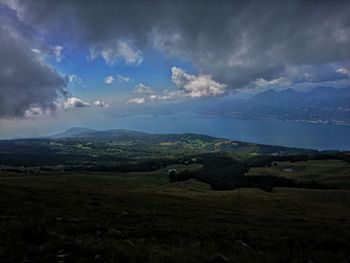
[109,112,350,151]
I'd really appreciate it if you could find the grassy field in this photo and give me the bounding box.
[0,132,319,169]
[0,168,349,262]
[247,159,350,189]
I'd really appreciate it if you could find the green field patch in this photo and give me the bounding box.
[247,159,350,188]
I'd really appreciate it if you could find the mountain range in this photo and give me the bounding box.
[197,86,350,125]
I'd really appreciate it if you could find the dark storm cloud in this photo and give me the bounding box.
[151,0,350,88]
[2,0,350,91]
[0,11,67,118]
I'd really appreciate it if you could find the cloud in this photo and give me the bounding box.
[0,13,67,118]
[337,67,350,77]
[52,45,64,63]
[151,1,350,89]
[116,74,132,83]
[30,45,65,63]
[93,100,109,108]
[149,94,171,102]
[63,97,109,109]
[68,74,82,84]
[127,97,146,105]
[31,48,40,54]
[3,0,350,91]
[282,64,350,83]
[126,68,227,104]
[64,97,90,109]
[90,40,143,66]
[171,67,226,98]
[105,74,133,85]
[251,77,293,89]
[133,83,155,95]
[104,75,115,85]
[24,106,44,119]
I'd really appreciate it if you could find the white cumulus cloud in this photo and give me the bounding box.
[93,100,109,108]
[31,48,41,54]
[127,97,145,104]
[52,45,64,63]
[336,67,350,76]
[64,97,91,109]
[133,83,155,95]
[24,106,45,119]
[171,67,227,98]
[116,74,133,82]
[104,75,115,85]
[149,94,171,101]
[68,74,82,84]
[252,77,292,88]
[90,40,143,66]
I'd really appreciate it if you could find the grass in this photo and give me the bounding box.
[0,168,349,262]
[247,159,350,188]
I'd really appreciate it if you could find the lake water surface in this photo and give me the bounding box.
[109,112,350,151]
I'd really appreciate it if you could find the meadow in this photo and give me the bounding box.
[247,159,350,189]
[0,131,349,262]
[0,165,349,263]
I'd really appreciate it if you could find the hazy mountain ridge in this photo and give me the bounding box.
[198,86,350,125]
[49,127,97,139]
[50,128,152,139]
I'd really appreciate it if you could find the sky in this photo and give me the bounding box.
[0,0,350,138]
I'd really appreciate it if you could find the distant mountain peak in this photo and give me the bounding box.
[49,127,152,139]
[65,127,95,133]
[50,127,96,139]
[310,86,337,93]
[280,88,296,93]
[250,89,277,101]
[262,89,276,94]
